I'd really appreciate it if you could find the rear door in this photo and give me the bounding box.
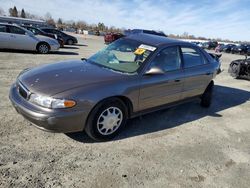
[7,26,37,50]
[139,46,184,110]
[0,25,9,49]
[180,46,213,99]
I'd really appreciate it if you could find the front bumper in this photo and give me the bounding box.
[50,43,60,51]
[9,84,87,133]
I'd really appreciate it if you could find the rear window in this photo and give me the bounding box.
[181,47,206,68]
[0,25,7,33]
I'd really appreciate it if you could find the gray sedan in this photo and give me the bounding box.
[0,23,60,53]
[9,33,220,141]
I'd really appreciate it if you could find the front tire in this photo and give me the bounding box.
[37,43,50,54]
[85,98,127,141]
[200,82,214,108]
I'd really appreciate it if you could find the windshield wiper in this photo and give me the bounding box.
[81,57,87,61]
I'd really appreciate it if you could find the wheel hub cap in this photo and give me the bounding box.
[97,107,123,135]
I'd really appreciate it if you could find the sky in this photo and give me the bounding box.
[1,0,250,41]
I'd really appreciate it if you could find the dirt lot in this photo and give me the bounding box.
[0,35,250,188]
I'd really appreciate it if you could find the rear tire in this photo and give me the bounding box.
[200,82,214,108]
[85,98,128,141]
[67,39,73,45]
[230,63,240,79]
[37,43,50,54]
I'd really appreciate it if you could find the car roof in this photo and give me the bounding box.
[40,27,57,30]
[125,33,191,47]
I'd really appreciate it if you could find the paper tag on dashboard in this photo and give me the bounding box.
[134,48,146,55]
[138,44,156,51]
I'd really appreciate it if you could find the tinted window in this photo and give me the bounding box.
[0,25,7,33]
[9,26,25,35]
[43,29,52,33]
[151,46,181,72]
[181,47,205,68]
[26,27,40,35]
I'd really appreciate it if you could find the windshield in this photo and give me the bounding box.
[88,39,156,73]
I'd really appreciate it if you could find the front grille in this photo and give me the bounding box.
[17,82,30,99]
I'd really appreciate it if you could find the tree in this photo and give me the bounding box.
[12,6,18,17]
[56,18,64,29]
[9,6,18,17]
[44,12,56,27]
[57,18,63,25]
[20,9,26,18]
[0,8,5,16]
[97,22,105,31]
[76,21,87,30]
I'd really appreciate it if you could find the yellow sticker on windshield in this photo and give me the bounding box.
[134,48,146,55]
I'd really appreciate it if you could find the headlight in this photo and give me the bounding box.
[29,94,76,109]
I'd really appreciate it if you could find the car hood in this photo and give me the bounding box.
[18,60,125,96]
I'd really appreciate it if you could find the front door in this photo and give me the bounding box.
[139,46,184,110]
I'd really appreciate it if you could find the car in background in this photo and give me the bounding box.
[40,28,78,45]
[218,44,225,52]
[104,29,167,44]
[191,41,200,46]
[222,44,236,53]
[228,56,250,79]
[0,23,60,54]
[104,32,124,44]
[231,44,250,55]
[124,29,168,37]
[203,41,218,50]
[22,25,64,47]
[9,34,220,141]
[247,48,250,55]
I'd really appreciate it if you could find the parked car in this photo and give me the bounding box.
[231,44,250,55]
[228,56,250,79]
[9,34,220,141]
[247,48,250,55]
[222,44,236,53]
[216,44,225,52]
[104,32,124,44]
[0,23,60,53]
[40,28,78,45]
[22,25,64,47]
[203,41,218,50]
[124,29,168,37]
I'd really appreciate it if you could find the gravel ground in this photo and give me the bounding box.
[0,35,250,188]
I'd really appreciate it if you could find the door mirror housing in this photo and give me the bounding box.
[144,66,165,75]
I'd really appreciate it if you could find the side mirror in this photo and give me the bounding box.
[144,66,164,75]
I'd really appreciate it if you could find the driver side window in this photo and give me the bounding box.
[151,46,181,72]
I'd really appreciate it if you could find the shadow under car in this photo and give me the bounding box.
[66,85,250,143]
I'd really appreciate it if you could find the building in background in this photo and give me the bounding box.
[0,16,48,27]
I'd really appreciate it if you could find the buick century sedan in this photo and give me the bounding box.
[9,34,220,141]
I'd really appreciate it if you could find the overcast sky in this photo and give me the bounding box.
[1,0,250,41]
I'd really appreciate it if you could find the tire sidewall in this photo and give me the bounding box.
[201,82,214,107]
[85,99,127,141]
[38,43,49,54]
[67,39,73,45]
